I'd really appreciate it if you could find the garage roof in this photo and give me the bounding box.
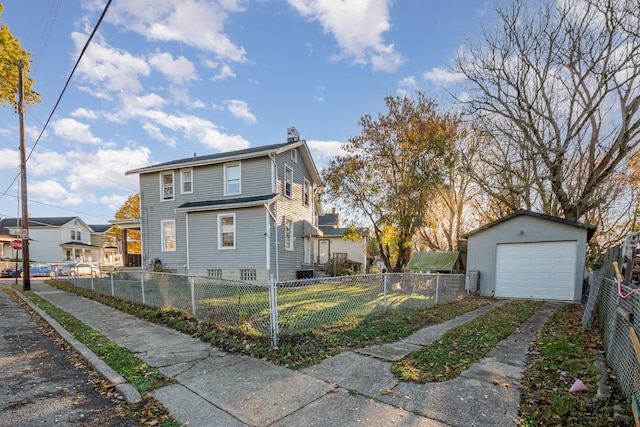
[461,209,597,241]
[405,251,459,272]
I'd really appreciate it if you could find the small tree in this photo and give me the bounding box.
[0,4,39,106]
[323,92,460,272]
[111,193,141,254]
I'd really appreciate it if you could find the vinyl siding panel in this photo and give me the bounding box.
[187,208,268,270]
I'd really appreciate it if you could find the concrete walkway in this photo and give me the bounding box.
[18,282,561,427]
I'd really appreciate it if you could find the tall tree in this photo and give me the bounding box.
[0,4,39,106]
[455,0,640,223]
[323,93,460,272]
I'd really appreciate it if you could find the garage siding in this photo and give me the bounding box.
[495,241,577,300]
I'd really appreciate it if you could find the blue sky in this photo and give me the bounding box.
[0,0,496,223]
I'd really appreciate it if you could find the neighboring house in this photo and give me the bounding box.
[0,226,16,260]
[0,217,102,263]
[125,131,322,282]
[463,210,596,302]
[405,251,460,273]
[314,209,371,272]
[88,224,121,268]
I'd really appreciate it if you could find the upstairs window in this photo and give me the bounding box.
[285,218,294,250]
[225,164,241,195]
[284,165,293,198]
[70,230,81,241]
[303,179,310,207]
[181,169,193,194]
[291,148,298,163]
[162,220,176,251]
[161,172,174,201]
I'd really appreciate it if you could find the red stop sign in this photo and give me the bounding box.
[10,239,22,250]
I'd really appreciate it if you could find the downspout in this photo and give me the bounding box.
[185,212,190,271]
[268,152,280,281]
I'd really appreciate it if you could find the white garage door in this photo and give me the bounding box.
[495,241,577,300]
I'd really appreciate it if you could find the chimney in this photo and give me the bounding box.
[287,127,300,143]
[332,207,336,214]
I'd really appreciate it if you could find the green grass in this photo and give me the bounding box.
[519,304,626,426]
[392,300,544,382]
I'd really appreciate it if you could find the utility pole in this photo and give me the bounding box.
[18,61,30,291]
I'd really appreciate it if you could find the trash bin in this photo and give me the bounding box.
[296,269,314,279]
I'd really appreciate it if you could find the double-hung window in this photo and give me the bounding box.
[161,172,174,201]
[218,213,236,249]
[161,220,176,251]
[181,169,193,194]
[225,164,241,195]
[285,218,294,251]
[284,165,293,198]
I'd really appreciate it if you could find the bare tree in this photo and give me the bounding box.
[456,0,640,224]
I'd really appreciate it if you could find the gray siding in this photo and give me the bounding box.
[466,215,588,301]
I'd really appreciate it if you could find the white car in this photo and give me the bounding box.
[69,263,102,278]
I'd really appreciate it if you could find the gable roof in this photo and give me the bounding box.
[1,217,87,229]
[405,251,459,272]
[125,140,321,184]
[461,210,597,241]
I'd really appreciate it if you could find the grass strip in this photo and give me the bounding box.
[392,299,544,383]
[19,289,174,393]
[519,304,624,427]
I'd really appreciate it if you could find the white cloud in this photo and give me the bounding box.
[149,51,197,85]
[70,108,99,120]
[51,118,103,145]
[306,139,347,167]
[0,148,19,170]
[288,0,404,72]
[30,180,84,205]
[102,0,248,63]
[422,67,465,86]
[225,100,257,124]
[71,32,151,94]
[397,76,417,97]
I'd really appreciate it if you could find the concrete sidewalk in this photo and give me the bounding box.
[20,281,560,427]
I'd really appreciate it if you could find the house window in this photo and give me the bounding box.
[291,148,298,163]
[161,172,174,201]
[181,169,193,194]
[161,220,176,251]
[240,269,256,281]
[303,179,310,207]
[218,213,236,249]
[285,218,294,251]
[208,269,222,278]
[70,230,81,241]
[284,165,293,198]
[225,164,241,195]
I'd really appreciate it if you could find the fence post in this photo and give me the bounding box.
[190,276,196,317]
[110,271,115,296]
[141,271,146,305]
[90,275,94,292]
[383,273,388,311]
[269,274,279,348]
[435,273,440,305]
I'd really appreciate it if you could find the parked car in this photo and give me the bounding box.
[68,263,102,278]
[1,262,53,278]
[51,263,72,277]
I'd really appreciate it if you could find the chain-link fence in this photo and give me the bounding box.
[581,239,640,404]
[66,271,466,348]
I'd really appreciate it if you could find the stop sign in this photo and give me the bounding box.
[10,239,22,250]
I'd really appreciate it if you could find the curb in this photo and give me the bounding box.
[11,288,143,404]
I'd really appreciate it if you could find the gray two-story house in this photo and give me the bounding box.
[126,134,322,282]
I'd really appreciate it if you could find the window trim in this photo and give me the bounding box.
[160,172,175,201]
[218,213,236,250]
[161,219,176,252]
[303,178,310,207]
[181,168,193,194]
[285,218,294,251]
[224,163,241,196]
[284,164,293,198]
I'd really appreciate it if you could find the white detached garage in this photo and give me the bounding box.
[464,210,596,302]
